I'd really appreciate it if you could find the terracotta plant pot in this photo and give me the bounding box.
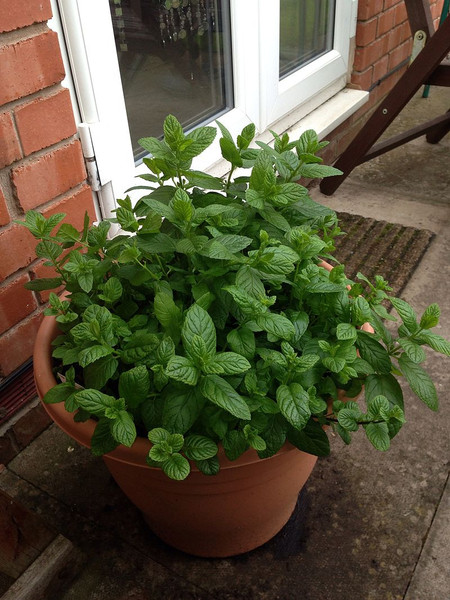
[33,313,318,557]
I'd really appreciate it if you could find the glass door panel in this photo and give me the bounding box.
[109,0,233,160]
[279,0,335,80]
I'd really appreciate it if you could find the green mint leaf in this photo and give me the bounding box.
[43,382,76,405]
[365,373,404,410]
[200,374,251,420]
[75,389,117,416]
[364,422,390,451]
[170,187,194,223]
[223,286,266,315]
[223,430,248,461]
[120,332,159,364]
[415,331,450,356]
[84,355,118,389]
[25,277,63,292]
[56,222,81,244]
[119,365,150,408]
[35,239,63,262]
[287,419,330,456]
[184,435,218,461]
[336,323,357,341]
[257,417,286,458]
[162,388,203,434]
[137,232,176,254]
[78,345,113,368]
[166,356,199,386]
[356,331,392,374]
[162,453,190,480]
[390,297,418,331]
[90,418,120,456]
[148,427,170,444]
[182,126,216,159]
[419,303,440,329]
[295,354,320,372]
[182,304,216,360]
[111,410,137,447]
[206,352,251,375]
[367,395,391,420]
[154,292,182,331]
[397,338,426,364]
[163,114,185,150]
[398,354,438,411]
[185,170,223,191]
[226,328,256,359]
[256,313,295,341]
[235,266,266,299]
[195,456,220,476]
[299,163,342,178]
[276,383,311,431]
[98,277,123,304]
[219,137,243,167]
[271,182,305,207]
[337,408,360,432]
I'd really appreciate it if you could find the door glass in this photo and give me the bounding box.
[110,0,233,160]
[279,0,335,80]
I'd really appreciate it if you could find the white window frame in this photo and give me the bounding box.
[52,0,364,211]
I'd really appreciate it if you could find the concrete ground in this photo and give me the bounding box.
[1,87,449,600]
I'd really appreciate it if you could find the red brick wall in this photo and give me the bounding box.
[0,1,96,381]
[322,0,445,165]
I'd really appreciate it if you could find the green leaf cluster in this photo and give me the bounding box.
[18,115,449,479]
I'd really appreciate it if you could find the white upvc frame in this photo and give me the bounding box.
[53,0,358,211]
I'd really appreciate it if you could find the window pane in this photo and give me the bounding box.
[279,0,335,80]
[110,0,233,160]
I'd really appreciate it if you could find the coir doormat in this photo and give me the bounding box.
[333,212,435,298]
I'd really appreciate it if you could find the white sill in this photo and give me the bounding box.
[207,88,369,178]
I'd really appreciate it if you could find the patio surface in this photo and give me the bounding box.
[1,87,449,600]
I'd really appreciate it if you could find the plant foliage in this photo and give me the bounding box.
[18,116,449,480]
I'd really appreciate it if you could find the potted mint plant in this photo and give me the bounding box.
[20,116,449,557]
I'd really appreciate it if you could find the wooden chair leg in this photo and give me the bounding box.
[320,15,450,196]
[426,109,450,143]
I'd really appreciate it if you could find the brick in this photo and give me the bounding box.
[0,224,37,283]
[383,0,402,8]
[351,67,373,90]
[0,187,10,226]
[42,184,97,231]
[15,89,77,156]
[12,141,87,211]
[372,54,389,82]
[0,0,52,33]
[0,431,20,465]
[394,2,407,24]
[0,312,43,377]
[12,402,51,449]
[0,112,22,169]
[377,7,396,36]
[388,40,412,70]
[0,32,65,105]
[356,18,378,46]
[358,0,384,21]
[354,35,391,71]
[0,274,37,335]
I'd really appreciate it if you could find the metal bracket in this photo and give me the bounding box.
[410,30,427,65]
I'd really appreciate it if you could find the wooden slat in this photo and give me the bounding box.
[1,535,79,600]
